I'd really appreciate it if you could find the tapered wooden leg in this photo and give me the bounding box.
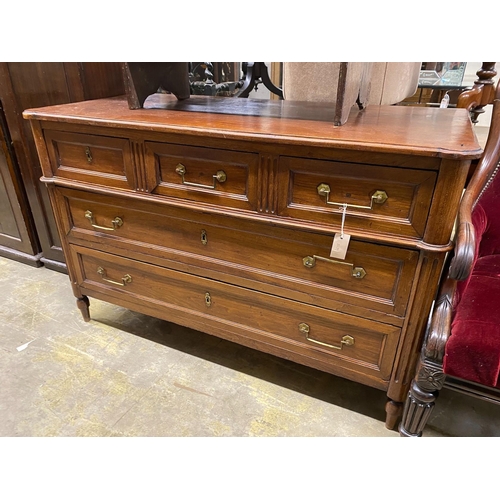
[385,399,403,430]
[399,361,446,437]
[76,295,90,322]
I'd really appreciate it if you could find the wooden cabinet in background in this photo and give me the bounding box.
[0,101,41,265]
[0,62,124,271]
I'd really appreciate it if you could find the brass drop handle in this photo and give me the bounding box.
[176,163,227,189]
[85,147,93,163]
[317,184,388,210]
[303,255,366,279]
[85,210,123,231]
[299,323,355,350]
[97,267,132,286]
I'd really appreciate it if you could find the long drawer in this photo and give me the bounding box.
[60,189,419,319]
[278,156,437,239]
[70,244,401,386]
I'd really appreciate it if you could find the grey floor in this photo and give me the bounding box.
[1,255,499,437]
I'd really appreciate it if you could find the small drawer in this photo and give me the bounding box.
[278,156,437,239]
[71,245,401,383]
[145,142,258,211]
[62,189,418,317]
[44,130,134,189]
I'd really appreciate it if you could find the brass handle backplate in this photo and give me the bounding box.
[176,163,227,190]
[302,255,366,279]
[85,210,123,232]
[97,266,132,286]
[317,184,388,210]
[299,322,355,350]
[85,147,93,163]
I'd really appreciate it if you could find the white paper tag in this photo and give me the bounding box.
[440,94,450,108]
[330,233,351,260]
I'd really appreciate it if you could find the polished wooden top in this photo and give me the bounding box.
[24,94,483,159]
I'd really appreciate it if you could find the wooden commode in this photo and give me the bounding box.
[24,95,482,429]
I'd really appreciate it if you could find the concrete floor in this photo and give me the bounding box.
[1,255,499,437]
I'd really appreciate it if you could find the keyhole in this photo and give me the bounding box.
[205,292,212,307]
[201,230,208,245]
[85,147,93,163]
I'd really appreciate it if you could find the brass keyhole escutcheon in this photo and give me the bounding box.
[205,292,212,307]
[201,230,208,245]
[85,147,93,163]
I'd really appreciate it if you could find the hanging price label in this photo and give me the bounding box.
[330,233,351,260]
[330,203,351,260]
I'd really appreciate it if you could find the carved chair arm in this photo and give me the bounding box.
[449,81,500,281]
[448,197,476,281]
[423,277,457,363]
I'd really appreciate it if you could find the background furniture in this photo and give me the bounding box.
[236,62,283,99]
[0,99,41,266]
[189,62,243,96]
[282,62,420,125]
[401,63,498,120]
[400,67,500,437]
[0,62,125,271]
[124,62,277,102]
[25,94,480,428]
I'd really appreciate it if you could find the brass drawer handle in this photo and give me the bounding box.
[97,266,132,286]
[303,255,366,279]
[175,163,227,189]
[299,323,355,350]
[85,146,93,163]
[317,184,388,210]
[85,210,123,231]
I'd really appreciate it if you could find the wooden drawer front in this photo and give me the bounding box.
[72,245,401,382]
[45,130,134,189]
[145,142,258,211]
[63,190,417,317]
[278,157,437,239]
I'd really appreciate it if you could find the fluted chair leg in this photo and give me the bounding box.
[399,360,446,437]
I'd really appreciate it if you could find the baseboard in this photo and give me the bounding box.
[40,256,67,274]
[0,246,43,267]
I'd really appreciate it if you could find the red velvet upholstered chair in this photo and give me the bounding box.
[399,70,500,437]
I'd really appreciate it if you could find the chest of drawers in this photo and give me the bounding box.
[24,95,482,429]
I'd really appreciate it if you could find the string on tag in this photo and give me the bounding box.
[330,204,351,260]
[340,203,347,239]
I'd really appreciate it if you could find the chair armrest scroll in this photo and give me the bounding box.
[423,278,457,363]
[449,208,476,281]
